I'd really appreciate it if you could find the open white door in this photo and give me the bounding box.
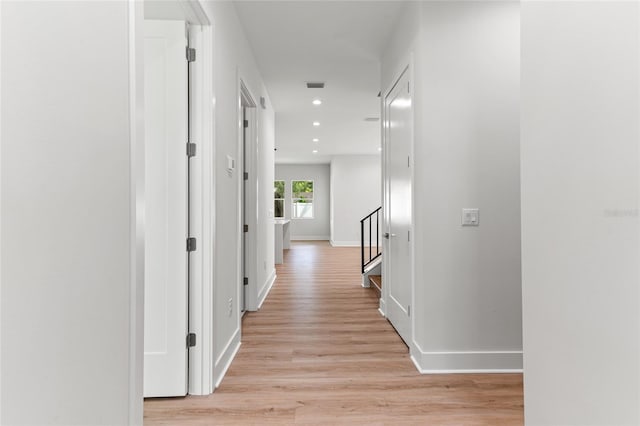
[143,20,189,397]
[384,68,413,346]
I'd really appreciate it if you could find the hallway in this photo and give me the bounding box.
[144,242,523,425]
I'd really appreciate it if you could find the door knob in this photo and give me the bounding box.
[384,233,390,239]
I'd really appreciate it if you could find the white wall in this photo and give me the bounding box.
[255,99,276,307]
[199,1,275,384]
[1,1,142,424]
[330,155,381,246]
[521,2,640,424]
[382,1,522,371]
[275,164,330,240]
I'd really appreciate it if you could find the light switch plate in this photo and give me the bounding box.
[462,208,479,226]
[226,155,235,172]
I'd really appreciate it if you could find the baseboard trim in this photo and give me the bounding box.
[330,240,360,247]
[213,328,241,388]
[257,270,276,310]
[410,344,523,373]
[291,236,330,241]
[378,298,386,317]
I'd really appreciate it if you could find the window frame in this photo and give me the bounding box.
[274,180,285,219]
[291,179,314,220]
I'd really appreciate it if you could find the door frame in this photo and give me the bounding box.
[186,17,215,396]
[238,79,259,312]
[130,0,215,399]
[381,58,416,356]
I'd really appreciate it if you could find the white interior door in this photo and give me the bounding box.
[144,20,189,397]
[384,68,413,346]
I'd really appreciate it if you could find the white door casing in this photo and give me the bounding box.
[383,67,413,347]
[143,20,189,397]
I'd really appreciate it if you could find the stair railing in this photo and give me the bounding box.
[360,206,382,273]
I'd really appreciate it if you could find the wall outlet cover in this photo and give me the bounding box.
[462,208,480,226]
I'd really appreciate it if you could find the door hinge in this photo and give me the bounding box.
[407,156,410,168]
[186,47,196,62]
[186,237,197,252]
[243,224,249,233]
[187,142,196,158]
[243,172,249,180]
[407,305,411,317]
[407,81,410,93]
[243,277,248,286]
[243,119,249,128]
[187,333,196,348]
[408,230,411,242]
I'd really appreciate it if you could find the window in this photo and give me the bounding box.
[274,180,285,218]
[292,180,314,219]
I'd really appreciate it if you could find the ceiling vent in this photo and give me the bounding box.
[306,82,325,89]
[365,117,380,122]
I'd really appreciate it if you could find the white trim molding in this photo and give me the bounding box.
[213,328,241,388]
[127,1,145,423]
[410,343,523,374]
[291,235,330,241]
[257,270,276,310]
[330,240,361,247]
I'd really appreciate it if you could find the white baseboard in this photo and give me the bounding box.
[257,269,276,310]
[330,240,360,247]
[410,342,523,373]
[378,298,386,317]
[291,235,330,241]
[213,328,241,388]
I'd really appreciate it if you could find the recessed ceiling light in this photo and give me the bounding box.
[313,121,320,126]
[312,99,322,106]
[312,150,318,154]
[313,138,319,142]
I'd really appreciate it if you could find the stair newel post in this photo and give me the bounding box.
[360,218,365,274]
[376,209,379,256]
[369,216,372,261]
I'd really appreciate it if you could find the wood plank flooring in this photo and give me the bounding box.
[144,241,523,425]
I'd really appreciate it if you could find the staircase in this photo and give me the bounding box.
[368,274,382,293]
[360,207,382,291]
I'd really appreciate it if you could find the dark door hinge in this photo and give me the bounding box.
[186,47,196,62]
[186,237,197,252]
[243,172,249,180]
[243,277,248,286]
[243,224,249,233]
[187,333,196,348]
[243,119,249,128]
[187,142,196,157]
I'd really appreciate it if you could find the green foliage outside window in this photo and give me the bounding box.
[292,180,313,199]
[292,180,314,218]
[274,180,285,218]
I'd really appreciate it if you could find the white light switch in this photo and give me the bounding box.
[226,155,235,172]
[462,208,479,226]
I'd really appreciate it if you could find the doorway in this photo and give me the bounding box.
[142,0,213,398]
[382,65,413,347]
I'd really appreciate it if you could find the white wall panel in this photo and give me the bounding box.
[522,2,640,424]
[1,1,141,423]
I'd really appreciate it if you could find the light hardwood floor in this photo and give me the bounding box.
[144,241,523,425]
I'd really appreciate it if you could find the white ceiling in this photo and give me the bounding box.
[233,1,407,164]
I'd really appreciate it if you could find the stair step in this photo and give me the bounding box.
[363,256,382,273]
[369,275,382,292]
